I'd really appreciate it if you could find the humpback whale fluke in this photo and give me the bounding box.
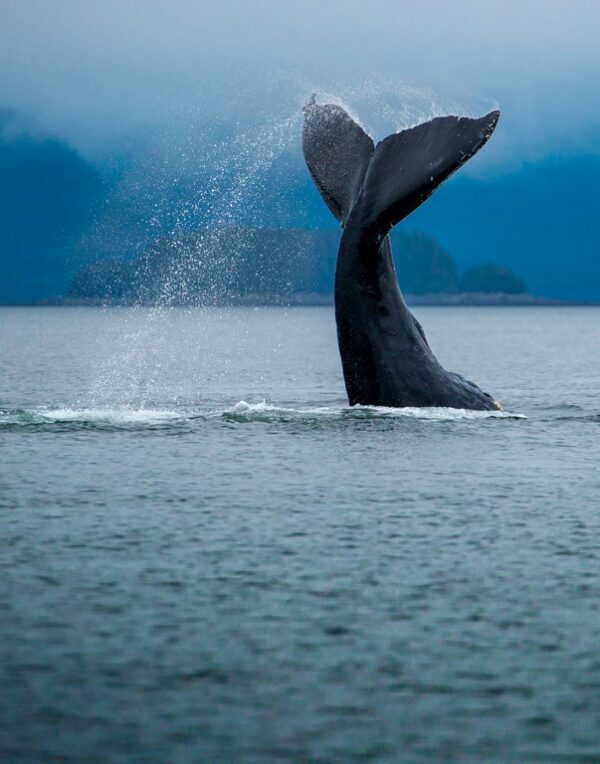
[303,97,501,410]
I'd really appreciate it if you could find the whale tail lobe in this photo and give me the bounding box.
[357,111,499,238]
[302,97,375,224]
[302,97,499,236]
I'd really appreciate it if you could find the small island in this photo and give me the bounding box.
[64,226,548,307]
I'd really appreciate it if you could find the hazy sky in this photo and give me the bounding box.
[1,0,598,170]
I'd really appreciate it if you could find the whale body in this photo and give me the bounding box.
[302,98,501,410]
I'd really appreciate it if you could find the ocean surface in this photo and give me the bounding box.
[1,305,599,763]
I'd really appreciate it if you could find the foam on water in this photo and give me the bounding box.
[43,407,185,424]
[226,400,526,421]
[0,400,525,429]
[0,406,186,428]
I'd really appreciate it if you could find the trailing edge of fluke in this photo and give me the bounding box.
[302,96,502,410]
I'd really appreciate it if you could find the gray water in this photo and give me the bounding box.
[1,306,599,763]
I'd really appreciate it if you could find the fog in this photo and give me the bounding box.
[1,0,599,172]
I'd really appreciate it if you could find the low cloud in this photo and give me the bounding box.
[0,0,598,171]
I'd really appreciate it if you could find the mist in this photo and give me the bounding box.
[1,0,598,170]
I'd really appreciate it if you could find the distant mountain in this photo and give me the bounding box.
[213,150,600,301]
[460,264,526,294]
[66,226,524,305]
[0,107,102,303]
[402,155,600,301]
[1,104,596,303]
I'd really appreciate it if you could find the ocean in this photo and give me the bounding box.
[1,305,599,763]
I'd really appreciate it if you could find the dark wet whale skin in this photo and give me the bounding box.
[303,100,501,410]
[335,229,498,409]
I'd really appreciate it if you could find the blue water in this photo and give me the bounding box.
[1,306,599,763]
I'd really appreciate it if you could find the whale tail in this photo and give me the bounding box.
[302,97,499,236]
